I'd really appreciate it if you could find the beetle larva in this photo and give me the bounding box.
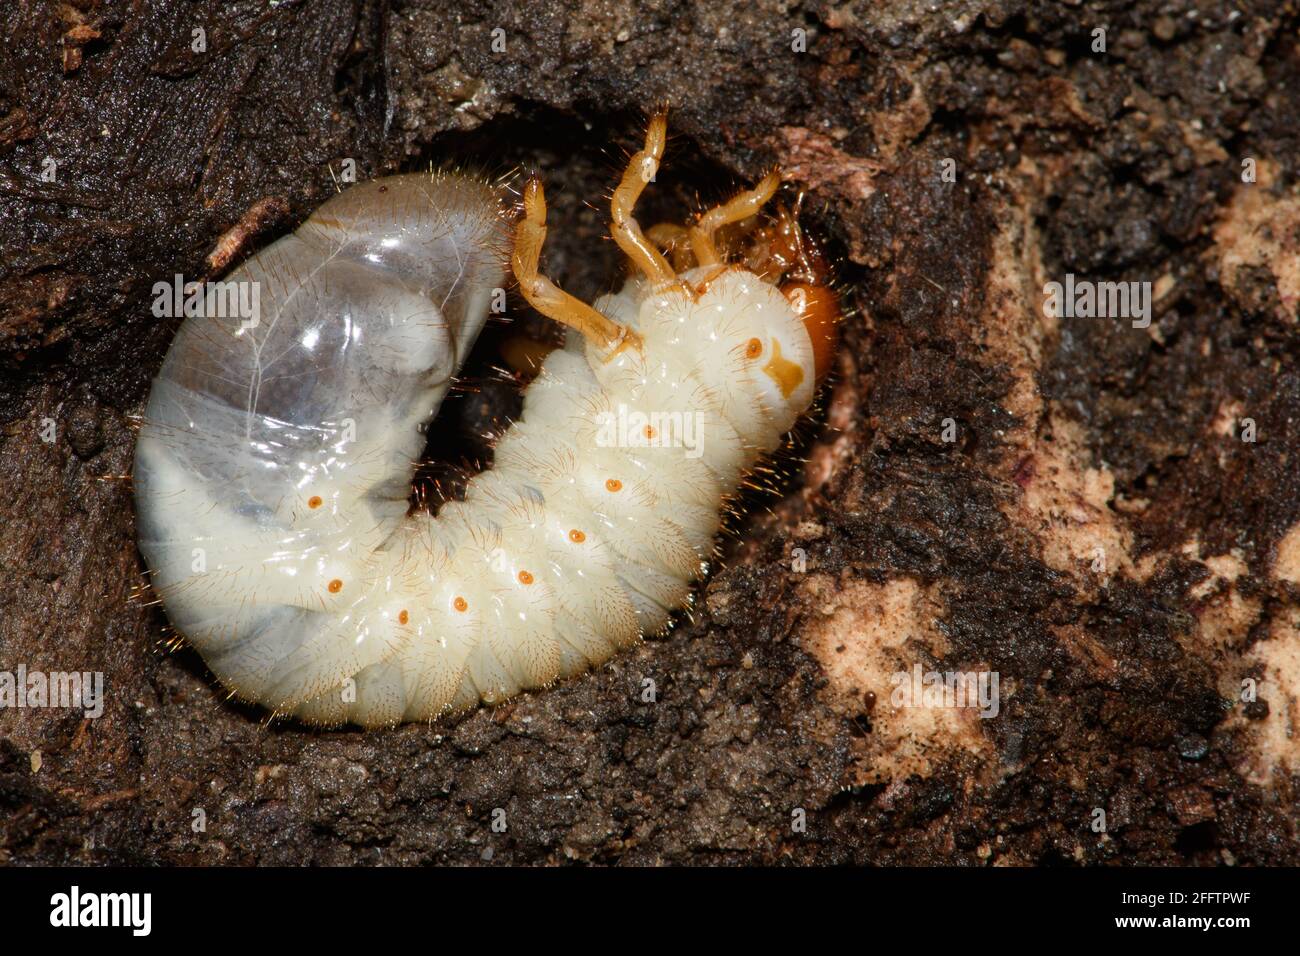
[135,112,839,727]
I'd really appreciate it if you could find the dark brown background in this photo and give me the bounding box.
[2,0,1298,864]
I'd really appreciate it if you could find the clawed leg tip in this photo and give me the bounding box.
[519,175,547,215]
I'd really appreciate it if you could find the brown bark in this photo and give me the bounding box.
[2,0,1298,864]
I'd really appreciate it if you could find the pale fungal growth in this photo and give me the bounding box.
[134,112,839,727]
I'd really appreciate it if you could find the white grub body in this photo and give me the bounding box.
[135,172,818,727]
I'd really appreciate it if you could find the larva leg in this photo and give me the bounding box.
[610,111,679,288]
[688,169,782,268]
[512,176,641,355]
[645,222,693,272]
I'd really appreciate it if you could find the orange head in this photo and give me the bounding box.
[740,198,840,379]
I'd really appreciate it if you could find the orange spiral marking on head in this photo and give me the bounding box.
[398,609,409,625]
[308,495,323,509]
[328,579,343,594]
[569,529,586,543]
[605,478,622,492]
[453,596,468,612]
[517,570,534,585]
[745,337,763,359]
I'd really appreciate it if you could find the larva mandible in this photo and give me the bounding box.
[134,111,840,727]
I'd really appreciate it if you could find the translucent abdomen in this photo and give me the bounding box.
[134,173,508,703]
